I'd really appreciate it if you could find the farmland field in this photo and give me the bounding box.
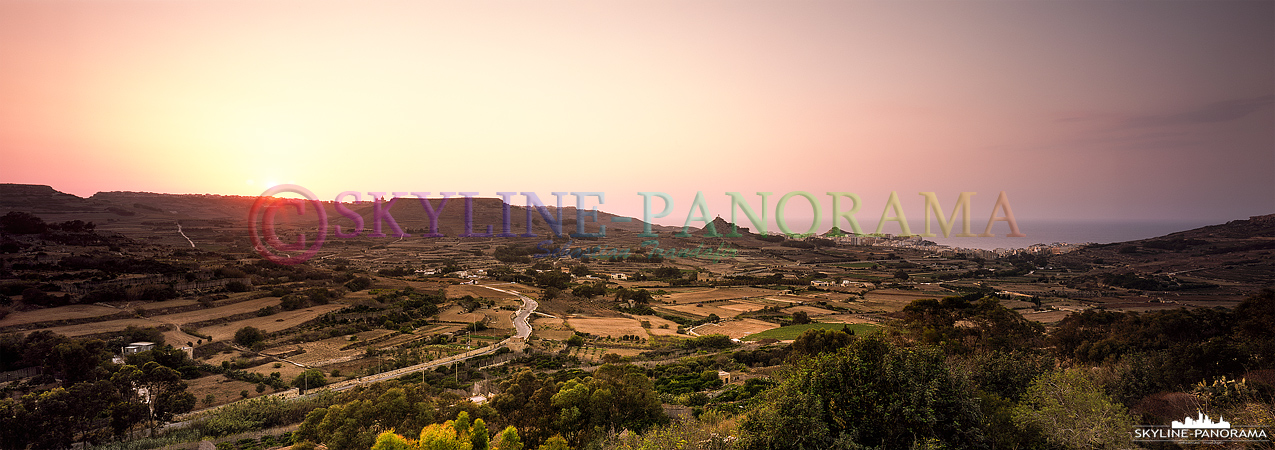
[742,322,881,341]
[662,300,767,319]
[566,317,647,338]
[661,286,782,304]
[691,318,779,339]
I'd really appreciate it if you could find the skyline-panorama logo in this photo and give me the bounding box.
[1133,411,1269,445]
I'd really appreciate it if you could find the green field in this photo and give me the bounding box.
[742,322,880,341]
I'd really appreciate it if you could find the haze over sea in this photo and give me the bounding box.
[918,220,1221,251]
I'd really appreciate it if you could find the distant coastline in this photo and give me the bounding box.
[921,220,1221,251]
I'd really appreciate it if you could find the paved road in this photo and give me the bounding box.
[173,283,539,420]
[313,284,537,392]
[479,284,537,339]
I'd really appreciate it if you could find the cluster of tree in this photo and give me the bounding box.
[280,288,340,311]
[493,244,537,264]
[1092,272,1217,291]
[295,383,490,450]
[0,212,96,235]
[345,276,374,291]
[897,294,1046,354]
[612,287,653,305]
[1050,289,1275,405]
[455,295,491,313]
[680,334,734,351]
[491,366,665,448]
[368,411,531,450]
[739,333,987,449]
[570,282,606,299]
[374,267,411,277]
[59,254,189,276]
[651,367,723,395]
[0,353,195,449]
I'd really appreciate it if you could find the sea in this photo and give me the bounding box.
[914,220,1220,251]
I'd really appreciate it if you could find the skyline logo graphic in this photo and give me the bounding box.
[1134,411,1268,444]
[1172,412,1231,429]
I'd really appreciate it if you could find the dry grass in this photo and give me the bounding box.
[185,375,275,408]
[567,317,647,338]
[631,315,681,336]
[39,318,160,337]
[782,305,837,316]
[198,304,347,342]
[437,306,484,323]
[856,289,948,312]
[662,287,779,304]
[0,304,123,327]
[482,308,514,329]
[531,317,575,340]
[691,318,778,339]
[448,284,521,299]
[285,330,395,366]
[662,300,766,319]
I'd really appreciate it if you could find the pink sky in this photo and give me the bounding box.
[1,0,1271,231]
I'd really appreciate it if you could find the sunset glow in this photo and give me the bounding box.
[1,0,1271,228]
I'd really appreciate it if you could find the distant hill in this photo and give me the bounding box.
[1057,214,1275,287]
[0,184,702,248]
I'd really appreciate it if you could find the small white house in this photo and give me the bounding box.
[123,342,155,355]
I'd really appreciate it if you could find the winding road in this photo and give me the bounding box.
[173,283,539,421]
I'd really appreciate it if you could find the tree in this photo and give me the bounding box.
[491,371,557,447]
[471,418,490,450]
[790,328,853,358]
[0,212,48,234]
[790,311,809,325]
[537,435,569,450]
[1012,369,1134,449]
[493,426,523,450]
[738,335,985,449]
[293,369,327,393]
[370,431,412,450]
[893,269,909,280]
[418,421,470,450]
[234,326,265,347]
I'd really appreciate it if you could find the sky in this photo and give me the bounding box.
[1,0,1272,235]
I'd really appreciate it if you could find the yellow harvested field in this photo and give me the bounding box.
[567,317,647,338]
[483,309,514,329]
[151,298,285,325]
[663,300,765,319]
[185,375,273,408]
[286,330,395,366]
[448,283,522,299]
[40,318,159,337]
[198,304,346,342]
[632,315,681,336]
[859,289,947,312]
[0,304,122,327]
[761,294,812,304]
[782,305,837,316]
[245,361,306,380]
[662,287,779,304]
[438,306,485,323]
[692,318,778,339]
